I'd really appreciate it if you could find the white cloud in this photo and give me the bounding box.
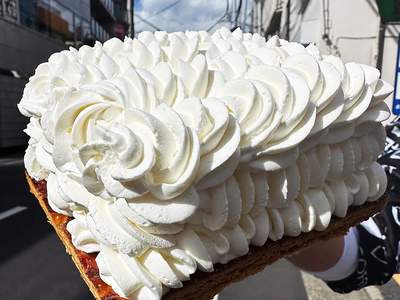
[135,0,232,33]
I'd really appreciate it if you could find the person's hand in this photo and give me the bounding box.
[287,235,345,272]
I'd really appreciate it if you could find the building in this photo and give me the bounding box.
[293,0,400,119]
[0,0,130,148]
[255,0,400,119]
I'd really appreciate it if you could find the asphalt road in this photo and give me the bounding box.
[0,151,92,299]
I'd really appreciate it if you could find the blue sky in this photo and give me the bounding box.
[135,0,143,11]
[134,0,233,33]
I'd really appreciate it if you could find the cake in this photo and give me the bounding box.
[19,27,392,300]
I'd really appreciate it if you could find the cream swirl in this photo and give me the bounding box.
[244,64,316,156]
[174,97,241,189]
[24,117,56,180]
[282,51,343,136]
[96,244,197,299]
[52,87,200,201]
[67,211,100,253]
[211,78,281,158]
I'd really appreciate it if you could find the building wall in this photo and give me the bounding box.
[0,19,65,75]
[298,0,380,64]
[296,0,400,117]
[322,0,380,65]
[61,0,91,22]
[296,0,322,44]
[381,24,400,111]
[0,19,65,147]
[0,75,28,147]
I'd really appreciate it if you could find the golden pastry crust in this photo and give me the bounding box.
[26,173,388,300]
[26,175,124,300]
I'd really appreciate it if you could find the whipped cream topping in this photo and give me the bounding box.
[19,27,392,299]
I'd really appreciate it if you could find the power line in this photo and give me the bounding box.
[207,0,230,32]
[135,0,183,25]
[286,0,290,40]
[322,0,340,56]
[127,0,134,37]
[241,0,249,31]
[134,13,162,31]
[234,0,243,28]
[150,0,182,19]
[134,0,135,38]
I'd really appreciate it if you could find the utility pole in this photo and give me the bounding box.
[377,21,386,71]
[127,0,135,37]
[250,1,254,33]
[286,0,290,40]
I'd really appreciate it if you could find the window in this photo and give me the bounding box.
[19,1,39,31]
[21,0,75,42]
[18,0,112,46]
[81,20,91,40]
[74,14,82,42]
[48,1,74,42]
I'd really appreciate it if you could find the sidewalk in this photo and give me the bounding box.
[219,259,399,300]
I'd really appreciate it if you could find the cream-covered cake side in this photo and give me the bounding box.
[18,27,392,300]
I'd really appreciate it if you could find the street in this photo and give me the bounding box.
[0,150,92,299]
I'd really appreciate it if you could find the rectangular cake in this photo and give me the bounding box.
[18,27,393,299]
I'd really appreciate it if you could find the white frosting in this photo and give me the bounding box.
[174,97,241,189]
[19,27,392,299]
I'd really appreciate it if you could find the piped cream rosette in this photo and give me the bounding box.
[19,27,392,300]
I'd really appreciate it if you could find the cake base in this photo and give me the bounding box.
[26,173,388,300]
